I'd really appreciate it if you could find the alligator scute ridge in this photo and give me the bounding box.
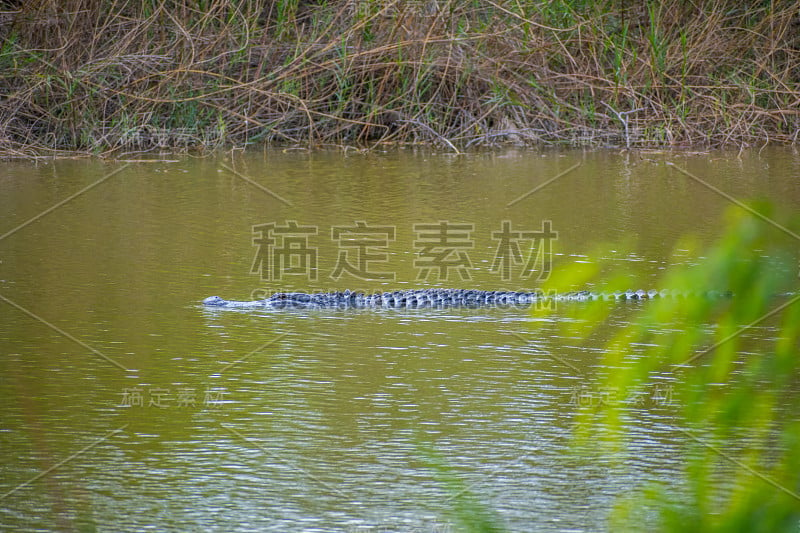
[202,289,732,310]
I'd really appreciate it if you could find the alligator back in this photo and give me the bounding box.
[202,288,732,310]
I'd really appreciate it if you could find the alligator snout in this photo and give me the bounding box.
[203,296,225,306]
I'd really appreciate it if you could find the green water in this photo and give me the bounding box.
[1,148,799,531]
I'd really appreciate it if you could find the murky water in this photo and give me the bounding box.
[1,148,799,531]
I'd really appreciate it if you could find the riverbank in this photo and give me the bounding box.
[0,1,797,157]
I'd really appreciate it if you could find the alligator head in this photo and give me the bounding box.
[203,296,226,306]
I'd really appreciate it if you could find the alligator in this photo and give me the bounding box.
[202,288,732,310]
